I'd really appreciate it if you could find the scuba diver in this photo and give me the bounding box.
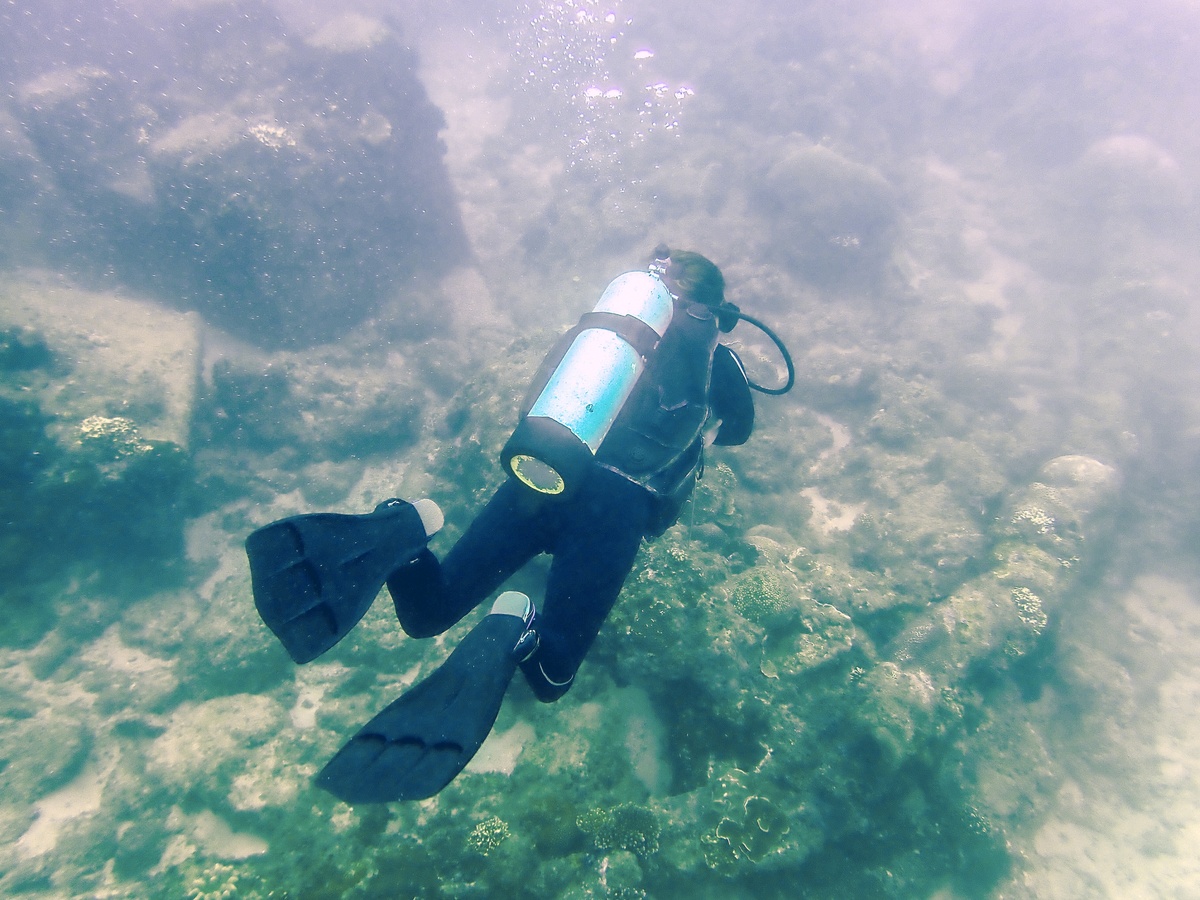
[245,246,794,804]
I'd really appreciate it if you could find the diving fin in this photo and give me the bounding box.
[246,498,443,664]
[317,592,535,804]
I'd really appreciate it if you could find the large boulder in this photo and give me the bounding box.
[1,1,469,348]
[754,142,900,290]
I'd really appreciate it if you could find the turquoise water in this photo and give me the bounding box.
[1,0,1198,897]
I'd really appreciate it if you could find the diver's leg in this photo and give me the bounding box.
[520,472,652,701]
[388,478,547,638]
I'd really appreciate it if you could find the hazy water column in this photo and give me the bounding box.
[506,0,695,173]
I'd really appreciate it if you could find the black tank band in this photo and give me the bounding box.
[577,311,663,360]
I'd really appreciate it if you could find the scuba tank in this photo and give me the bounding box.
[501,267,675,497]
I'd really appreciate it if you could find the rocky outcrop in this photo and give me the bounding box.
[0,275,199,645]
[1,1,469,347]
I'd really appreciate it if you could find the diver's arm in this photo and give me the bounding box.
[709,344,754,446]
[703,417,723,447]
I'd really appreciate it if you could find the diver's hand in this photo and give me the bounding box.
[704,418,724,447]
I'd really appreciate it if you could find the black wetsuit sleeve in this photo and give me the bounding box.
[710,344,754,446]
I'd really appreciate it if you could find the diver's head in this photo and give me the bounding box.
[652,244,734,328]
[651,246,725,307]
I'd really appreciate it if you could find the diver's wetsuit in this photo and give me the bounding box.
[387,297,752,701]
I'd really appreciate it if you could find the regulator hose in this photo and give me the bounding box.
[727,308,795,396]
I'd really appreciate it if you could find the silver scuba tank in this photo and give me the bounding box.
[501,268,675,496]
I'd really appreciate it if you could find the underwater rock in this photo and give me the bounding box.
[705,454,1121,879]
[844,481,988,608]
[963,714,1057,826]
[760,594,857,679]
[199,352,424,461]
[834,376,1009,606]
[425,334,554,525]
[4,0,469,348]
[599,849,646,897]
[0,806,36,874]
[603,532,736,681]
[78,627,181,717]
[0,277,196,643]
[866,372,946,449]
[226,732,316,815]
[1005,455,1120,544]
[713,540,860,678]
[110,812,173,880]
[887,454,1120,694]
[1058,134,1192,242]
[0,714,92,806]
[147,694,285,807]
[728,406,831,517]
[754,142,899,290]
[687,460,748,545]
[0,325,52,372]
[176,570,292,700]
[790,344,881,411]
[0,275,199,448]
[851,662,941,768]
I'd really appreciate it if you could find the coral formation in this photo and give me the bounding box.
[728,566,789,624]
[184,862,245,900]
[714,795,791,863]
[577,803,661,855]
[77,415,154,457]
[693,768,817,875]
[467,816,511,855]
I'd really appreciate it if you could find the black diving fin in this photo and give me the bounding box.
[316,591,535,804]
[246,498,443,664]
